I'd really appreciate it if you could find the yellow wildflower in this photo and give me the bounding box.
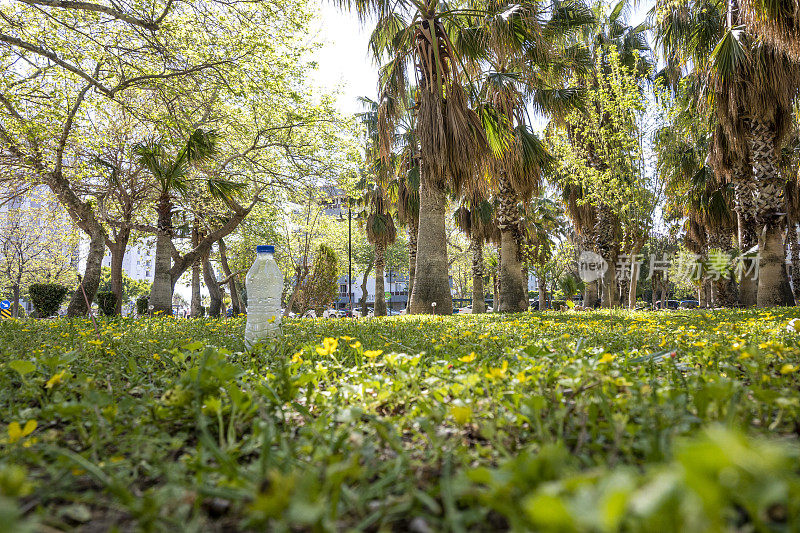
[459,352,476,363]
[780,364,797,375]
[485,361,508,380]
[8,420,36,444]
[364,350,383,359]
[450,405,472,425]
[315,337,338,356]
[597,353,615,364]
[45,370,66,389]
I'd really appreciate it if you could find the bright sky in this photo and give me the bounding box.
[310,1,379,115]
[309,0,655,116]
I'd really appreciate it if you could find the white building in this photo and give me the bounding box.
[99,239,156,282]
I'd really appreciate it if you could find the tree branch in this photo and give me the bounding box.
[0,33,113,95]
[55,82,92,174]
[15,0,159,29]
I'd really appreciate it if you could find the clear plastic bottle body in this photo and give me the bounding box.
[244,251,283,348]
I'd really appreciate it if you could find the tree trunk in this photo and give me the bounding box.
[498,229,527,312]
[67,228,105,316]
[408,174,452,315]
[374,242,387,317]
[538,274,546,311]
[707,229,737,307]
[594,206,620,308]
[652,275,660,309]
[789,221,800,303]
[471,234,485,313]
[190,223,202,317]
[495,173,527,313]
[12,283,20,318]
[601,263,618,308]
[735,188,758,307]
[493,269,499,312]
[584,279,599,308]
[284,263,306,317]
[150,194,174,315]
[628,258,640,309]
[748,117,790,307]
[407,218,418,309]
[360,263,372,317]
[758,224,793,306]
[219,238,241,315]
[203,253,222,318]
[698,280,707,308]
[191,263,201,317]
[108,229,129,315]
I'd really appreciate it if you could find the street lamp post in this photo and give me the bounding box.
[348,198,353,315]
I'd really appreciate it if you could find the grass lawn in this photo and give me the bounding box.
[1,309,799,531]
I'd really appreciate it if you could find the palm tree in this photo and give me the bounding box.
[465,0,591,312]
[656,120,738,307]
[337,0,498,315]
[135,129,241,315]
[740,0,800,60]
[454,192,495,313]
[654,0,800,306]
[359,181,397,316]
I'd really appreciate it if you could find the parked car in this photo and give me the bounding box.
[654,300,680,310]
[679,299,700,309]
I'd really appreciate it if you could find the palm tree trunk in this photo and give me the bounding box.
[585,279,599,308]
[407,218,418,308]
[496,174,527,312]
[498,230,527,312]
[150,193,174,315]
[360,263,371,317]
[471,233,485,313]
[408,173,452,315]
[67,228,105,316]
[374,242,386,316]
[788,221,800,302]
[758,224,792,306]
[737,211,758,307]
[748,117,792,307]
[707,229,737,307]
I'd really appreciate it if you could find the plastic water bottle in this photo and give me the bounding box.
[244,245,283,348]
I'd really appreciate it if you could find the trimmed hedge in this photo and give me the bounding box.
[96,291,117,316]
[28,284,69,318]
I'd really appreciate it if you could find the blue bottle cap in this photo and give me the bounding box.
[256,245,275,254]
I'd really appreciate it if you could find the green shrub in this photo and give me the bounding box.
[136,296,149,316]
[551,299,566,310]
[27,284,69,318]
[96,291,117,316]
